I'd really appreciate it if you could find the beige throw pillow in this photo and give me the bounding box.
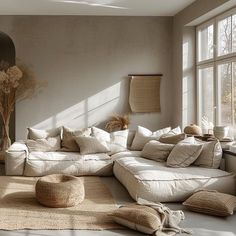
[110,205,162,234]
[131,126,171,151]
[92,127,129,155]
[27,127,61,140]
[159,133,186,144]
[194,140,222,169]
[75,136,110,155]
[183,190,236,216]
[61,126,91,152]
[26,136,61,152]
[141,140,174,162]
[167,142,203,167]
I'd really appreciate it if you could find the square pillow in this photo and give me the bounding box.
[193,140,222,169]
[183,190,236,216]
[92,127,129,155]
[159,133,186,144]
[61,126,91,152]
[109,205,162,234]
[167,141,203,167]
[75,136,110,155]
[27,127,61,140]
[141,140,175,162]
[131,126,171,151]
[26,136,61,152]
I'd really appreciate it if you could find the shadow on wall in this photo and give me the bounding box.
[33,79,130,130]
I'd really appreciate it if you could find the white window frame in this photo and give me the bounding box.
[196,7,236,127]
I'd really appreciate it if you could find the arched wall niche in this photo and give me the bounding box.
[0,31,16,143]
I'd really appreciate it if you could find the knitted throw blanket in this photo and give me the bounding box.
[137,198,192,236]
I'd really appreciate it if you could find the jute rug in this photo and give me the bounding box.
[0,176,122,230]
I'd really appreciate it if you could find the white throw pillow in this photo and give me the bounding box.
[92,127,129,155]
[167,141,203,167]
[166,126,182,135]
[141,140,174,162]
[27,127,61,140]
[131,126,171,151]
[26,136,61,152]
[194,140,222,168]
[75,136,110,155]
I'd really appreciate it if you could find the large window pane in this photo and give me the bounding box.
[218,16,232,56]
[233,14,236,52]
[233,62,236,125]
[198,24,214,61]
[218,63,232,126]
[198,67,214,125]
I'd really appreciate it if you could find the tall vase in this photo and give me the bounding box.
[1,114,11,151]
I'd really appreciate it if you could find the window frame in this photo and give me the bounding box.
[196,7,236,128]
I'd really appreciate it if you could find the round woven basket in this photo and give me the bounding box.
[35,174,84,208]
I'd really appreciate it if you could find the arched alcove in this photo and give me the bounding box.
[0,31,16,143]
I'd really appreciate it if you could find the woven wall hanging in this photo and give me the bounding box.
[129,74,162,113]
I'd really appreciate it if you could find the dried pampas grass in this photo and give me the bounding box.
[105,115,129,132]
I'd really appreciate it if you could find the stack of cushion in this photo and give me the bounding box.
[26,126,129,156]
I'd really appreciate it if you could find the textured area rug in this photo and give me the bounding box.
[0,176,122,230]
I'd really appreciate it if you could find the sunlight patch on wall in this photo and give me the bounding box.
[33,82,123,130]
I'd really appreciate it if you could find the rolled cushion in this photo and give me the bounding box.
[194,140,222,169]
[26,136,61,152]
[27,127,61,140]
[110,205,161,234]
[167,142,203,167]
[61,126,91,152]
[75,136,110,155]
[35,174,84,208]
[131,126,171,151]
[141,140,174,162]
[159,133,186,144]
[183,190,236,216]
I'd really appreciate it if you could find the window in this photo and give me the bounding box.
[197,8,236,132]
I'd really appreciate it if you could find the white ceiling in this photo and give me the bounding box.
[0,0,196,16]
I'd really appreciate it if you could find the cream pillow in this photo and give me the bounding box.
[183,190,236,216]
[131,126,171,151]
[92,127,129,155]
[194,140,222,169]
[26,136,61,152]
[159,133,186,144]
[110,205,162,234]
[141,140,174,162]
[75,136,110,155]
[27,127,61,140]
[61,126,91,152]
[167,141,203,167]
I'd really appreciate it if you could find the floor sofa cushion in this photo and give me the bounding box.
[113,155,235,203]
[24,151,113,176]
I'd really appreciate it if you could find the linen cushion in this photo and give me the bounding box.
[110,205,161,234]
[183,190,236,216]
[75,136,110,155]
[61,126,91,152]
[194,140,222,169]
[167,142,203,167]
[141,140,174,162]
[26,136,61,152]
[159,133,186,144]
[131,126,171,151]
[27,127,61,140]
[92,127,129,155]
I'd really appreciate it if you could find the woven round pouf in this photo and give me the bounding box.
[35,174,84,208]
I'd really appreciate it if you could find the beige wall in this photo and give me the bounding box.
[172,0,231,128]
[0,16,173,139]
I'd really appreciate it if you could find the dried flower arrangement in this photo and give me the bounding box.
[0,60,45,150]
[105,115,129,132]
